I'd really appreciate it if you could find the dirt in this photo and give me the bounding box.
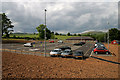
[2,43,119,78]
[2,40,31,44]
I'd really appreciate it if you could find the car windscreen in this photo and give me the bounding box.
[63,51,71,53]
[26,43,31,44]
[52,50,59,52]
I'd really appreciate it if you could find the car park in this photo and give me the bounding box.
[58,40,63,43]
[73,50,84,59]
[24,43,33,47]
[74,42,85,46]
[50,49,62,57]
[93,46,109,54]
[61,49,73,57]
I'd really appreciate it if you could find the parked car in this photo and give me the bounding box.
[59,46,71,51]
[24,43,33,47]
[93,46,109,54]
[50,49,62,57]
[94,42,98,48]
[94,42,104,48]
[58,40,63,43]
[73,50,84,59]
[49,40,54,43]
[74,42,85,46]
[61,49,73,57]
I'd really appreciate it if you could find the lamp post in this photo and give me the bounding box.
[107,22,109,50]
[44,9,47,57]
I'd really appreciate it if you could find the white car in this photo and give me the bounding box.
[61,49,73,57]
[24,43,33,47]
[50,49,62,57]
[58,40,63,43]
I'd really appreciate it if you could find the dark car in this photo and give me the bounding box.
[73,50,84,59]
[74,42,85,46]
[93,46,109,54]
[59,46,71,51]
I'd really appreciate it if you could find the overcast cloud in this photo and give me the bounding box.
[1,1,118,34]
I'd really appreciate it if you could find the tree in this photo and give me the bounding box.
[78,34,81,36]
[36,24,51,39]
[51,32,55,39]
[67,32,71,36]
[109,28,120,41]
[1,13,14,37]
[55,32,59,35]
[73,33,76,36]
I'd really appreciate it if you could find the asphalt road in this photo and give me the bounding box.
[2,42,94,57]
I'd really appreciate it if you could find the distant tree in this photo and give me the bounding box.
[118,30,120,40]
[60,33,62,35]
[109,28,120,41]
[46,28,51,39]
[51,31,54,34]
[78,34,81,36]
[1,13,14,37]
[13,35,16,38]
[67,32,71,36]
[34,33,36,35]
[36,24,51,39]
[55,32,59,35]
[73,33,76,36]
[51,32,55,39]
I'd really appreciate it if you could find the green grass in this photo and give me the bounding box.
[2,38,25,40]
[10,34,39,38]
[9,33,78,40]
[55,35,77,40]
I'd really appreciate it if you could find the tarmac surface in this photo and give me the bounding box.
[2,41,95,57]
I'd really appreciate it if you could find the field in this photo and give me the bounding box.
[2,40,120,78]
[55,35,77,40]
[7,33,86,40]
[10,33,39,38]
[9,33,83,40]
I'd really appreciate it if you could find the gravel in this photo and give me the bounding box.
[2,43,119,78]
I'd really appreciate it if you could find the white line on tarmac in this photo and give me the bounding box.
[84,44,94,56]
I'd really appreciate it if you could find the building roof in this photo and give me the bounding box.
[66,36,94,40]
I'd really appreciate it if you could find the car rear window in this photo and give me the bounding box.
[75,52,83,54]
[52,50,59,52]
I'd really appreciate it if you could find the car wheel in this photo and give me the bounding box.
[75,57,78,59]
[50,55,53,57]
[106,51,109,54]
[95,52,98,54]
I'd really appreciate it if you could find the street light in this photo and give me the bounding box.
[107,22,109,50]
[44,9,47,57]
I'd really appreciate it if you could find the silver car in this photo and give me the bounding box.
[24,43,33,47]
[61,49,73,57]
[50,49,62,57]
[58,40,63,43]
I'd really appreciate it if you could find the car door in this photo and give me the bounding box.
[97,48,105,53]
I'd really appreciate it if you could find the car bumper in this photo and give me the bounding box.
[73,56,83,58]
[61,55,72,57]
[50,54,61,56]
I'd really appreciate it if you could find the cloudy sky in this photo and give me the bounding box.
[1,0,119,34]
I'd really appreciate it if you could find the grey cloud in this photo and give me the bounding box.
[2,2,118,33]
